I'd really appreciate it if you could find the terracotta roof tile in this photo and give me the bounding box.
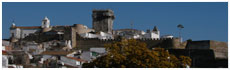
[40,51,74,55]
[2,51,8,55]
[65,56,86,62]
[12,26,41,29]
[63,63,79,68]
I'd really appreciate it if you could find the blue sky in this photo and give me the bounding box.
[2,2,228,42]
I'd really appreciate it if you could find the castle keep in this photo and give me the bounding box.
[92,9,115,34]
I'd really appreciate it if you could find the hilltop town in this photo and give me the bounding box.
[2,9,228,68]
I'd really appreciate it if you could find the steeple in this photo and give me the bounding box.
[11,23,16,28]
[153,26,159,31]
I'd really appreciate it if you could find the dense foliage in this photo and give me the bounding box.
[83,39,191,68]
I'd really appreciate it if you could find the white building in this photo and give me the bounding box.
[41,16,50,28]
[90,48,106,59]
[115,29,144,39]
[114,26,160,39]
[143,26,160,39]
[80,31,114,39]
[161,35,174,39]
[60,56,86,68]
[10,16,51,39]
[2,52,9,68]
[10,26,40,39]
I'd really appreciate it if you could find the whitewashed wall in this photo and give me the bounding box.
[20,29,40,38]
[10,28,21,39]
[10,29,40,39]
[143,31,160,39]
[151,31,160,39]
[60,56,81,66]
[2,55,8,68]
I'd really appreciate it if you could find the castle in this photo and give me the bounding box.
[10,9,176,50]
[5,9,228,68]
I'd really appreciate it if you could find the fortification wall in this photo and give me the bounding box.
[76,38,120,50]
[185,40,210,49]
[75,34,180,50]
[73,24,94,34]
[136,38,180,49]
[210,40,228,59]
[185,40,228,59]
[71,27,77,48]
[168,49,216,68]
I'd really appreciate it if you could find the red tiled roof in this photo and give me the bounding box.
[12,26,41,29]
[40,51,74,55]
[4,46,12,51]
[8,66,15,68]
[2,51,8,55]
[63,63,79,68]
[65,56,86,62]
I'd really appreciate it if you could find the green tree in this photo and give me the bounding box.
[83,39,191,68]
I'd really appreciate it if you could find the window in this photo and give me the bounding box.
[76,61,80,65]
[12,33,14,37]
[91,52,98,57]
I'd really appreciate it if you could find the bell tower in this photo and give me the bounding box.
[41,16,50,28]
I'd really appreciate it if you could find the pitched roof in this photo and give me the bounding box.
[2,51,7,55]
[40,51,74,55]
[153,26,159,31]
[65,56,86,62]
[2,51,10,55]
[11,26,41,29]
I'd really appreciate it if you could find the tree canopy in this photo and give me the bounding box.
[83,39,191,68]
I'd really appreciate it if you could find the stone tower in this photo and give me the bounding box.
[92,9,115,34]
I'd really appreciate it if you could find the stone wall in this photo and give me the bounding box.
[186,40,210,49]
[136,38,180,49]
[168,49,216,68]
[185,40,228,59]
[92,9,115,34]
[12,51,30,65]
[210,40,228,59]
[75,34,180,50]
[76,38,119,50]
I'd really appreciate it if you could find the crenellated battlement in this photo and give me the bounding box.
[75,33,180,51]
[79,37,175,42]
[136,38,174,41]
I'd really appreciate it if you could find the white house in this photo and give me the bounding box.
[39,51,76,64]
[143,26,160,39]
[98,31,114,39]
[90,48,106,59]
[60,56,86,68]
[2,51,9,68]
